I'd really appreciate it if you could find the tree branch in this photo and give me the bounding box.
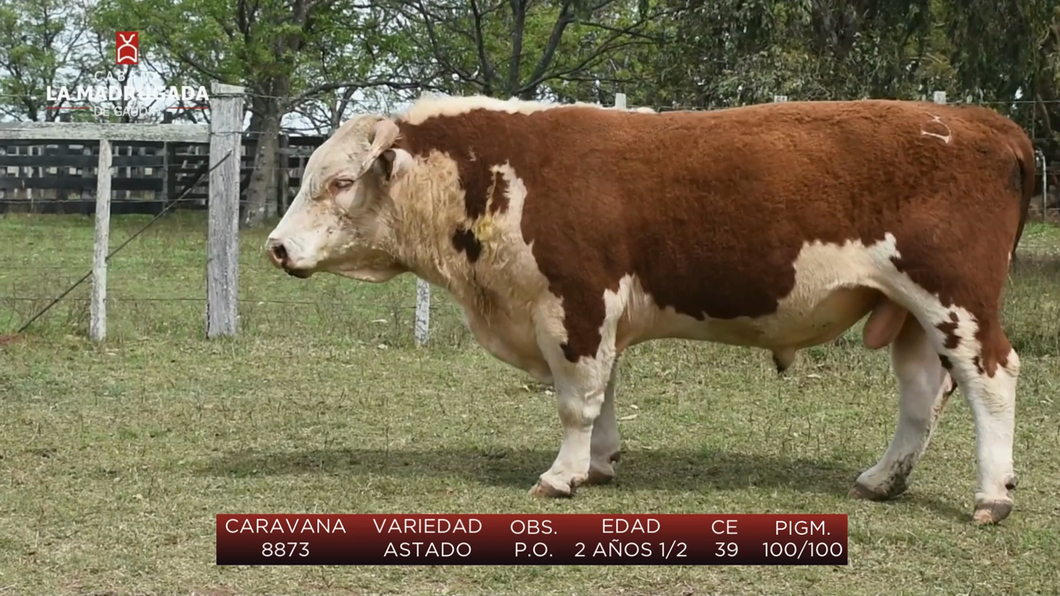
[402,0,482,88]
[170,49,229,82]
[508,0,525,95]
[285,76,443,109]
[523,0,576,98]
[469,0,496,95]
[521,7,676,96]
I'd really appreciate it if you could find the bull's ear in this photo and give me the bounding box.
[356,118,400,177]
[373,148,413,181]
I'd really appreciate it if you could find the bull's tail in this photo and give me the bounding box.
[1010,136,1038,265]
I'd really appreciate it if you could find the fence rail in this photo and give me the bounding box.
[0,126,324,216]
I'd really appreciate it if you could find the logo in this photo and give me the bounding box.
[45,71,210,118]
[116,32,139,65]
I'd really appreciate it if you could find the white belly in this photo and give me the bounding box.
[617,238,896,352]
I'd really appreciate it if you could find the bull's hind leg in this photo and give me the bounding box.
[873,290,1019,523]
[851,318,954,500]
[935,316,1020,524]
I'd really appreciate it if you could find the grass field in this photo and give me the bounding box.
[1,211,1059,596]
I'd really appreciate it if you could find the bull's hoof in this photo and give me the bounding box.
[529,476,580,498]
[848,483,881,500]
[848,478,907,501]
[973,497,1014,525]
[586,463,615,485]
[585,451,621,486]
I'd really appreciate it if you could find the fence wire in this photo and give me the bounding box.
[11,150,233,334]
[1,93,1058,347]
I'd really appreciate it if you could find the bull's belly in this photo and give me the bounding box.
[621,285,884,352]
[463,284,883,383]
[460,245,892,381]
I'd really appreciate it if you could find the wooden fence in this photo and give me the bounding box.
[0,84,249,342]
[0,88,434,348]
[0,123,325,216]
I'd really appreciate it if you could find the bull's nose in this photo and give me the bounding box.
[266,238,288,269]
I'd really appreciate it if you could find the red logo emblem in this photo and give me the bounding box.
[116,32,139,65]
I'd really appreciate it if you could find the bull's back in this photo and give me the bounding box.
[531,99,1015,230]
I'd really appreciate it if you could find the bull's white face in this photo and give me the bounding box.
[265,115,413,282]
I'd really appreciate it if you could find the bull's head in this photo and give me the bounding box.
[265,114,415,282]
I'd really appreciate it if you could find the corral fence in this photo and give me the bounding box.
[0,91,1056,345]
[0,118,321,218]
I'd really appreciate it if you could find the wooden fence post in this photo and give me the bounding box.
[277,134,290,214]
[411,86,431,345]
[90,138,112,343]
[415,278,430,346]
[206,83,245,338]
[160,141,169,201]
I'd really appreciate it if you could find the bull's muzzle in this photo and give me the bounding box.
[265,238,288,268]
[265,238,311,279]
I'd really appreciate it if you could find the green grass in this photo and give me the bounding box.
[1,211,1059,595]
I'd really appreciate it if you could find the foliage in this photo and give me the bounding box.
[1,0,1059,208]
[0,0,97,121]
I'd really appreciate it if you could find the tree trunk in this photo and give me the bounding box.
[242,95,282,228]
[239,0,310,227]
[240,97,265,223]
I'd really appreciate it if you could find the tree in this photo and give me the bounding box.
[0,0,96,121]
[93,0,418,227]
[633,0,946,110]
[386,0,675,101]
[939,0,1060,164]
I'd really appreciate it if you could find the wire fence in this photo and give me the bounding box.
[4,92,1058,215]
[0,93,1051,196]
[1,91,1059,348]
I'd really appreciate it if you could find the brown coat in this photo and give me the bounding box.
[394,99,1033,373]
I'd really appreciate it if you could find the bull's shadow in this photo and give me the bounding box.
[195,446,967,520]
[198,446,850,493]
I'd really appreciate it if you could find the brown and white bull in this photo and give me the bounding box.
[265,95,1035,525]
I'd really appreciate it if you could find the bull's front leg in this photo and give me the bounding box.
[587,358,621,485]
[530,317,620,498]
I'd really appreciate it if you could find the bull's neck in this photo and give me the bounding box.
[387,182,472,294]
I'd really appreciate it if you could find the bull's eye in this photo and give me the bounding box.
[332,178,355,191]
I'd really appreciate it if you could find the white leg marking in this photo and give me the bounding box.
[952,347,1019,521]
[531,276,632,497]
[901,297,1018,520]
[854,321,951,498]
